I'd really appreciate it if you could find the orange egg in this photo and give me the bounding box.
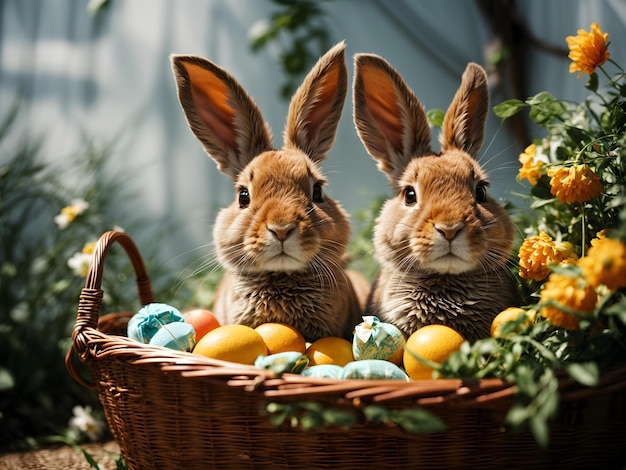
[183,309,221,342]
[193,324,267,364]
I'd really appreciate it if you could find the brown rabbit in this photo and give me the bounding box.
[171,42,367,342]
[353,54,518,343]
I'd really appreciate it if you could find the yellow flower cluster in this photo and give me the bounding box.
[547,164,603,204]
[518,232,578,281]
[539,233,626,330]
[518,144,544,186]
[578,237,626,291]
[540,274,597,330]
[566,22,610,78]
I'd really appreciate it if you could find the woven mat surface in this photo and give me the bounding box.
[0,441,120,469]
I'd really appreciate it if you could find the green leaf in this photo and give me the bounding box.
[505,404,530,426]
[565,362,600,386]
[585,72,599,92]
[393,408,446,433]
[426,108,445,127]
[0,367,14,391]
[493,99,527,118]
[362,405,388,423]
[529,414,549,448]
[526,91,556,106]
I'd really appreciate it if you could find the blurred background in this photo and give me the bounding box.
[3,0,625,267]
[1,0,626,451]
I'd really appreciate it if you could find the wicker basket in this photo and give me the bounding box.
[66,231,626,469]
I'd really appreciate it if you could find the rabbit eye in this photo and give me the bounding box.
[312,183,324,203]
[475,183,488,203]
[238,187,250,208]
[404,186,417,206]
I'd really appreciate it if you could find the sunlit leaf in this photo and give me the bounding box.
[565,362,600,386]
[493,99,527,118]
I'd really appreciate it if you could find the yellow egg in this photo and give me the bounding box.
[491,307,536,337]
[193,324,267,365]
[255,322,307,355]
[403,325,465,380]
[305,337,354,366]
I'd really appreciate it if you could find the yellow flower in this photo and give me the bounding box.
[540,273,597,330]
[518,144,544,185]
[579,238,626,290]
[547,164,603,204]
[566,22,610,78]
[82,241,97,255]
[518,232,578,281]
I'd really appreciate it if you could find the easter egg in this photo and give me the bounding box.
[403,325,465,380]
[183,309,220,342]
[255,322,307,354]
[149,322,196,352]
[491,307,536,338]
[352,316,405,365]
[127,303,184,344]
[254,351,309,375]
[341,360,410,381]
[193,324,267,364]
[305,337,354,366]
[301,364,344,379]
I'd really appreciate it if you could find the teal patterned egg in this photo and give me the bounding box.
[254,352,310,376]
[301,364,344,379]
[341,360,410,381]
[128,303,185,344]
[148,321,196,352]
[352,316,405,363]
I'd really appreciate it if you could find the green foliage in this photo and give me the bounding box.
[265,401,446,434]
[438,306,624,447]
[494,69,626,251]
[249,0,335,98]
[346,196,384,282]
[473,44,626,445]
[0,109,218,450]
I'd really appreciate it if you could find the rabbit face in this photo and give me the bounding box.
[214,149,350,274]
[375,149,513,276]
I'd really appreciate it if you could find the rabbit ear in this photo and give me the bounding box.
[440,63,489,159]
[283,42,347,163]
[171,55,272,180]
[353,53,432,184]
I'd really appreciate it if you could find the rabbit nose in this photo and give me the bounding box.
[435,222,464,241]
[267,222,297,241]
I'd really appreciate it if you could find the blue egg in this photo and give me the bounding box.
[127,303,185,344]
[148,322,196,352]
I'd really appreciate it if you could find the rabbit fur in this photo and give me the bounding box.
[353,54,519,343]
[171,42,368,342]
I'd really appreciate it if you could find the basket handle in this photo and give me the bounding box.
[66,230,155,388]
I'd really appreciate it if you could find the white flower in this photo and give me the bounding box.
[54,198,89,229]
[68,252,92,276]
[68,241,97,276]
[68,405,106,442]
